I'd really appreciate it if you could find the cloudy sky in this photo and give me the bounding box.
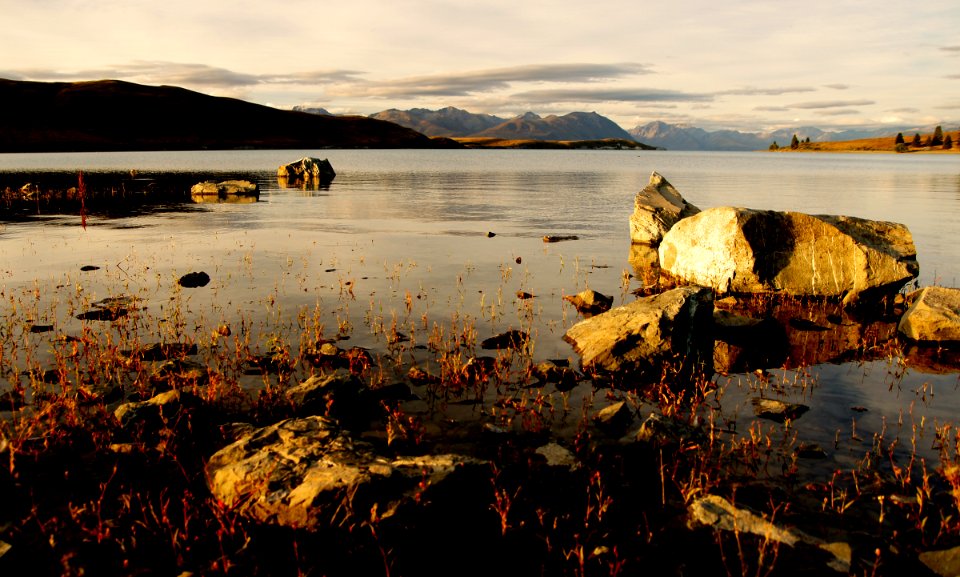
[2,0,957,132]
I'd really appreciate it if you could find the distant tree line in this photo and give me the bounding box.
[895,125,954,152]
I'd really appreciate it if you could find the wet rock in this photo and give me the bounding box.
[593,400,634,434]
[80,265,100,271]
[285,369,368,417]
[898,286,960,343]
[150,358,210,388]
[563,286,714,378]
[751,397,809,423]
[481,329,530,350]
[542,235,578,243]
[687,494,851,573]
[634,412,705,445]
[628,171,700,245]
[516,290,534,300]
[205,416,479,529]
[277,157,336,182]
[563,289,614,314]
[407,366,441,386]
[190,180,259,197]
[531,360,580,391]
[28,323,54,333]
[114,389,203,432]
[75,307,128,321]
[178,271,210,288]
[659,207,919,304]
[129,342,198,361]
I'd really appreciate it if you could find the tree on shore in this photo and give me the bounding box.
[895,132,904,145]
[932,125,944,147]
[769,141,779,150]
[944,134,954,150]
[911,133,922,147]
[790,134,800,149]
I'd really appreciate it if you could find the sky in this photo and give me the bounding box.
[2,0,957,133]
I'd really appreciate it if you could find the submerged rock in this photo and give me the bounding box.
[190,180,259,197]
[629,171,700,245]
[481,329,530,350]
[205,416,479,528]
[898,286,960,343]
[563,289,614,314]
[658,207,919,304]
[277,157,336,182]
[563,286,714,379]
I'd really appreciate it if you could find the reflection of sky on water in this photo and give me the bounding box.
[1,149,958,471]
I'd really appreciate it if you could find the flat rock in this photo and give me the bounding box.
[898,286,960,343]
[920,545,960,577]
[659,207,919,303]
[563,286,714,378]
[205,416,479,528]
[629,171,700,245]
[190,180,259,196]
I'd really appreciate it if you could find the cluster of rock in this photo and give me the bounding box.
[562,171,957,385]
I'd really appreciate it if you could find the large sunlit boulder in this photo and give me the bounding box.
[898,286,960,343]
[629,171,700,245]
[658,207,919,304]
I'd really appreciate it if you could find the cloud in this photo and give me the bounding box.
[941,46,960,54]
[787,99,875,109]
[824,83,850,90]
[6,61,366,90]
[947,74,960,80]
[753,106,790,112]
[716,86,816,96]
[509,88,712,104]
[815,109,862,116]
[328,63,654,99]
[890,107,920,113]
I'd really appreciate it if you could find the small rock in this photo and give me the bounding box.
[919,545,960,577]
[563,289,614,314]
[178,271,210,288]
[535,442,577,469]
[516,291,534,300]
[898,286,960,343]
[80,265,100,271]
[593,401,633,434]
[481,329,529,350]
[486,231,496,237]
[543,235,579,243]
[751,398,809,423]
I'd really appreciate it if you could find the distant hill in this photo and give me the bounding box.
[628,121,938,151]
[371,108,640,143]
[0,79,441,151]
[370,107,505,137]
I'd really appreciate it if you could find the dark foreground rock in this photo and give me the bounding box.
[205,416,480,529]
[563,286,714,379]
[629,171,700,245]
[659,207,919,304]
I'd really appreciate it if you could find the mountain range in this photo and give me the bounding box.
[366,107,930,150]
[0,79,440,152]
[370,108,637,142]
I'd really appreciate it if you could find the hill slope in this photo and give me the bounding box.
[0,79,439,151]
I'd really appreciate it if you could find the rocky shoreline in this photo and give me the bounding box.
[1,170,959,576]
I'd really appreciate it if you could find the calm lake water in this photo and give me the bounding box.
[1,149,958,472]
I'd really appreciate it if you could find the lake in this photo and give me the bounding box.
[1,148,958,474]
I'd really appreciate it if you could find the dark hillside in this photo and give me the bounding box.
[0,79,441,151]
